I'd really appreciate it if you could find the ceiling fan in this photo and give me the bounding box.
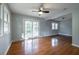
[32,4,50,16]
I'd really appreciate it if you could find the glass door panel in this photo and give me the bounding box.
[33,22,39,38]
[24,21,39,39]
[25,21,32,39]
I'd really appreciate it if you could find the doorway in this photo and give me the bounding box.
[24,21,39,39]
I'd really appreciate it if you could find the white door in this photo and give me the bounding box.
[32,22,39,38]
[24,21,39,39]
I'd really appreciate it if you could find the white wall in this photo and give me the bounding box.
[59,19,72,36]
[72,8,79,46]
[11,14,58,41]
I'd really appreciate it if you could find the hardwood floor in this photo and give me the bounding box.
[7,35,79,55]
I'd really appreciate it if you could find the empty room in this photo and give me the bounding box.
[0,3,79,55]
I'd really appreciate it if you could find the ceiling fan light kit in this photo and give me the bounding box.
[38,11,43,15]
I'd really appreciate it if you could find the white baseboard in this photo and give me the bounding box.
[4,41,12,55]
[39,34,57,37]
[12,38,25,42]
[58,33,72,36]
[72,43,79,48]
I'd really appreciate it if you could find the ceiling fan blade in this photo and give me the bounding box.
[32,10,39,12]
[42,11,49,13]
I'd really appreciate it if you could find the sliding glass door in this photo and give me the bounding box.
[24,21,39,39]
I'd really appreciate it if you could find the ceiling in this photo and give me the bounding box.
[53,13,72,21]
[8,3,79,21]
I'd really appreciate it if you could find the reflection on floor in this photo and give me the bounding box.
[24,38,38,54]
[51,38,58,47]
[7,35,79,55]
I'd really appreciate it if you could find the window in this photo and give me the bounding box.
[3,7,9,33]
[52,23,58,30]
[0,4,3,36]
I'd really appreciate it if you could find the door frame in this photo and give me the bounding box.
[23,20,39,39]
